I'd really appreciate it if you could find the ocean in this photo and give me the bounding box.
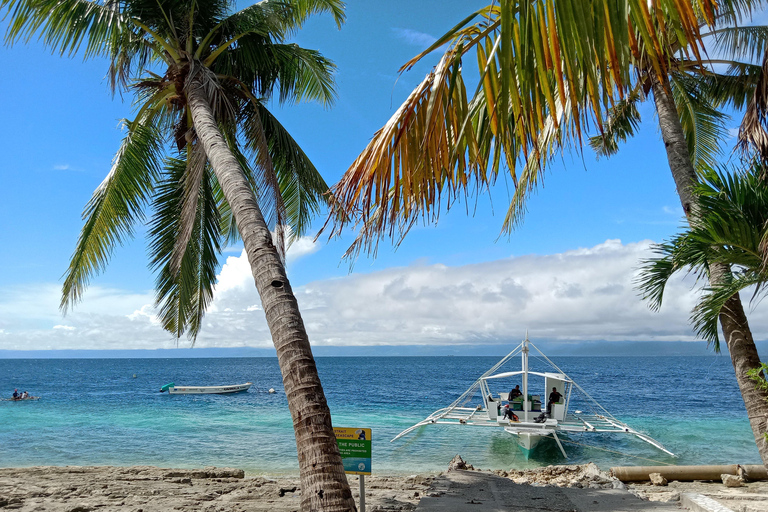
[0,355,760,475]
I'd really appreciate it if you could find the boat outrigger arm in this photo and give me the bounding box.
[391,336,674,459]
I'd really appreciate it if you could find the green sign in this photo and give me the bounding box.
[333,427,371,475]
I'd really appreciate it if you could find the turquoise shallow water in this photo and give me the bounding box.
[0,355,761,475]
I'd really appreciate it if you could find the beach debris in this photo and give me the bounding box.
[0,466,432,512]
[447,455,474,472]
[721,474,744,487]
[162,467,245,479]
[649,473,668,486]
[505,463,620,489]
[278,486,297,497]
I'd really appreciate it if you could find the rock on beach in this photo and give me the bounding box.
[0,466,435,512]
[4,462,768,511]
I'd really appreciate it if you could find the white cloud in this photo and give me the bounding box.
[2,239,766,350]
[661,205,680,216]
[288,239,708,345]
[391,27,437,47]
[53,164,71,171]
[127,304,160,325]
[286,235,320,263]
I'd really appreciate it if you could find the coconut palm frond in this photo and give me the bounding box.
[695,62,762,111]
[327,0,738,256]
[169,141,208,276]
[738,42,768,162]
[61,122,165,311]
[270,0,345,33]
[637,165,768,346]
[588,88,644,158]
[4,0,128,57]
[231,114,288,258]
[501,93,574,232]
[326,51,484,255]
[149,155,222,342]
[636,242,683,312]
[705,25,768,64]
[692,273,761,348]
[201,0,344,57]
[211,175,240,247]
[254,102,330,240]
[271,44,337,106]
[670,72,729,173]
[636,235,713,311]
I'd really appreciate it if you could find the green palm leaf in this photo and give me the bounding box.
[637,166,768,346]
[670,72,729,172]
[61,122,164,311]
[149,155,222,341]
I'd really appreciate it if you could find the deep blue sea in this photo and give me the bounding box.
[0,355,760,475]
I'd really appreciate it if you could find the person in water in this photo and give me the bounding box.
[508,385,522,401]
[547,387,563,415]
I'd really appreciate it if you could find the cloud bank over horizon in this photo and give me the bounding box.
[1,238,764,351]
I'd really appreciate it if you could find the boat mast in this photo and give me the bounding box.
[522,332,529,422]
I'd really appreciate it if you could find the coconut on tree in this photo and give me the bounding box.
[323,0,768,464]
[1,0,356,509]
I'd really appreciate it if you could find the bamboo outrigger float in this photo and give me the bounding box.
[392,334,674,459]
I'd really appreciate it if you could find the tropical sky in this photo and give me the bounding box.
[1,0,765,353]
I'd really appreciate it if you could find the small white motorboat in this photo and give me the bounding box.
[159,382,252,394]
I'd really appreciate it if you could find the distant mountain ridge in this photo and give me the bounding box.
[1,340,765,358]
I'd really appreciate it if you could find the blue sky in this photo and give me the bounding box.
[1,1,762,352]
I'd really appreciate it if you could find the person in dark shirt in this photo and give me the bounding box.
[508,385,522,401]
[547,387,563,415]
[502,404,519,421]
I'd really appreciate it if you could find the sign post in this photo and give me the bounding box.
[333,427,371,512]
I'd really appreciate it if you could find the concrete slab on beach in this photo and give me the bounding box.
[416,470,683,512]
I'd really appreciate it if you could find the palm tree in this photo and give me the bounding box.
[323,0,768,464]
[638,165,768,347]
[638,165,768,444]
[2,0,356,509]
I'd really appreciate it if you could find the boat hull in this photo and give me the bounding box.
[167,383,252,395]
[516,432,547,457]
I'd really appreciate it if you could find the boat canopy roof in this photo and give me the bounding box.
[483,370,571,381]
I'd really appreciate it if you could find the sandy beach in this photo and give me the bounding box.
[3,461,768,511]
[0,465,435,511]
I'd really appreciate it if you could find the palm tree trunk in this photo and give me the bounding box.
[652,76,768,465]
[187,77,356,512]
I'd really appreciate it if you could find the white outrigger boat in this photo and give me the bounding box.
[159,382,252,394]
[392,335,673,459]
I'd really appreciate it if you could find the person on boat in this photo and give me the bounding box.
[508,385,522,401]
[547,387,563,415]
[21,391,29,399]
[12,389,18,400]
[502,404,519,421]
